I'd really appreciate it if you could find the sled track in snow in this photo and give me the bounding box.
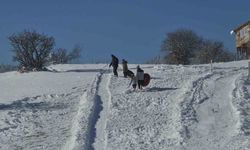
[62,68,111,150]
[63,73,103,150]
[84,73,103,150]
[180,73,213,141]
[180,69,244,149]
[232,74,250,135]
[85,70,111,150]
[180,68,245,142]
[92,73,111,150]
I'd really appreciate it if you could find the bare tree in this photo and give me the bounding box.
[50,46,82,64]
[9,30,55,71]
[160,28,234,65]
[195,40,234,64]
[68,46,82,63]
[161,29,202,65]
[50,48,68,64]
[145,55,165,64]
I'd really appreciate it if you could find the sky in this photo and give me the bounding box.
[0,0,250,64]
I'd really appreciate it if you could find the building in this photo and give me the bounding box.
[233,21,250,59]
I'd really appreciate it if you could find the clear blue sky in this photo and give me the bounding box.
[0,0,250,64]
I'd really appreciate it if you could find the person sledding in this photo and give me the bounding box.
[109,54,119,77]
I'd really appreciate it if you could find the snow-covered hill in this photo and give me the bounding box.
[0,61,250,150]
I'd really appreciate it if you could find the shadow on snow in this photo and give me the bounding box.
[0,98,67,111]
[86,95,103,150]
[145,87,178,92]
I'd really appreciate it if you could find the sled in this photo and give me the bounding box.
[127,70,134,78]
[142,73,150,87]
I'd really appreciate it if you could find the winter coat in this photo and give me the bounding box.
[136,67,144,81]
[109,55,119,68]
[122,60,128,72]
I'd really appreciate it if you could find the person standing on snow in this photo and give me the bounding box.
[109,54,119,76]
[122,59,129,77]
[136,65,144,90]
[128,73,137,90]
[122,59,134,78]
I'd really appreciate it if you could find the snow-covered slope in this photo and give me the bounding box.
[0,61,250,150]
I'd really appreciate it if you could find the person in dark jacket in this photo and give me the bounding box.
[109,54,119,76]
[136,65,144,90]
[122,59,128,77]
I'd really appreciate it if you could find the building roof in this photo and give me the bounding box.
[234,21,250,32]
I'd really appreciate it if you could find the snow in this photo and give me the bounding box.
[0,61,250,150]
